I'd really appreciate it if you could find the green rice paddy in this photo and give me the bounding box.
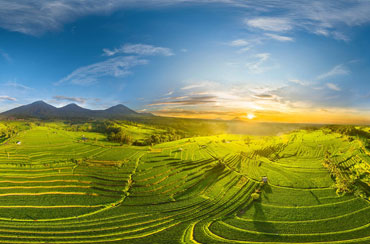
[0,124,369,243]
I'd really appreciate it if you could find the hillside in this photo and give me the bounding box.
[0,123,369,243]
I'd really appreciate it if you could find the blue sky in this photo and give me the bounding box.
[1,0,370,123]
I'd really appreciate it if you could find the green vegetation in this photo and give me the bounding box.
[0,121,369,243]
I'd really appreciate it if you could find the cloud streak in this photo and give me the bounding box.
[246,17,293,32]
[5,81,32,90]
[0,49,11,62]
[317,64,350,80]
[1,0,370,39]
[0,96,16,101]
[245,53,272,74]
[103,44,174,57]
[57,56,148,85]
[264,33,293,42]
[243,1,370,41]
[53,95,87,104]
[326,83,341,91]
[148,95,217,106]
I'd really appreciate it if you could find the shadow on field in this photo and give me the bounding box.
[262,184,272,201]
[252,202,278,235]
[309,190,321,204]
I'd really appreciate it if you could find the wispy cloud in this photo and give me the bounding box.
[181,83,208,90]
[0,1,253,35]
[164,91,174,96]
[229,39,249,47]
[53,95,87,104]
[288,79,309,86]
[57,56,148,85]
[245,53,272,74]
[264,33,293,42]
[228,39,253,53]
[146,75,358,121]
[5,81,32,90]
[317,64,350,80]
[148,95,217,106]
[326,83,341,91]
[1,1,369,41]
[0,95,16,101]
[0,49,11,62]
[103,44,174,57]
[243,1,370,41]
[246,17,293,32]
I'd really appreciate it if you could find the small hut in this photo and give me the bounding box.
[262,176,268,183]
[16,141,21,145]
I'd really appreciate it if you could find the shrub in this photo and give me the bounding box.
[251,193,260,200]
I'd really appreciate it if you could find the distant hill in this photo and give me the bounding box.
[0,101,150,120]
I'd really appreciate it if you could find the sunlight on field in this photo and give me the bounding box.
[0,122,369,243]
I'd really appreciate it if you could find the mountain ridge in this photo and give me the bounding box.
[0,101,150,120]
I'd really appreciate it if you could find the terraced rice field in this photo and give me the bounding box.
[0,126,369,243]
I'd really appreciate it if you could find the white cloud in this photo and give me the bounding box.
[228,39,254,53]
[0,95,16,101]
[245,53,271,74]
[103,44,174,57]
[238,47,251,53]
[242,1,370,41]
[289,79,308,86]
[164,91,174,96]
[57,56,148,85]
[181,84,207,90]
[0,49,11,62]
[5,81,32,90]
[246,17,293,32]
[1,1,369,41]
[326,83,341,91]
[317,64,350,80]
[102,48,116,57]
[53,95,87,104]
[229,39,249,47]
[265,33,294,42]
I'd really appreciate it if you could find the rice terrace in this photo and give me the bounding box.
[2,0,370,243]
[0,116,369,243]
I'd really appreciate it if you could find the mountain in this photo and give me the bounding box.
[0,101,148,120]
[103,104,138,118]
[58,103,95,118]
[1,101,58,119]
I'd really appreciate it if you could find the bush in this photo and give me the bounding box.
[251,193,260,200]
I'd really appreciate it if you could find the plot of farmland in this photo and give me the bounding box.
[0,126,369,243]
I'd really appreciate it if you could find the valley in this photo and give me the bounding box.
[0,122,369,243]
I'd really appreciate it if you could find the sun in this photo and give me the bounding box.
[246,113,256,120]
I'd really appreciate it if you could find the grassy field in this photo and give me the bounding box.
[0,123,369,243]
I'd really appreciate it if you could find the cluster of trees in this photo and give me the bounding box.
[323,152,370,199]
[325,125,370,139]
[108,130,133,145]
[61,118,226,146]
[63,123,92,132]
[72,121,186,146]
[0,124,23,142]
[141,132,183,146]
[325,125,370,149]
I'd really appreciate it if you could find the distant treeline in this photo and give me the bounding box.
[96,121,185,146]
[325,125,370,138]
[118,116,228,136]
[62,120,188,146]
